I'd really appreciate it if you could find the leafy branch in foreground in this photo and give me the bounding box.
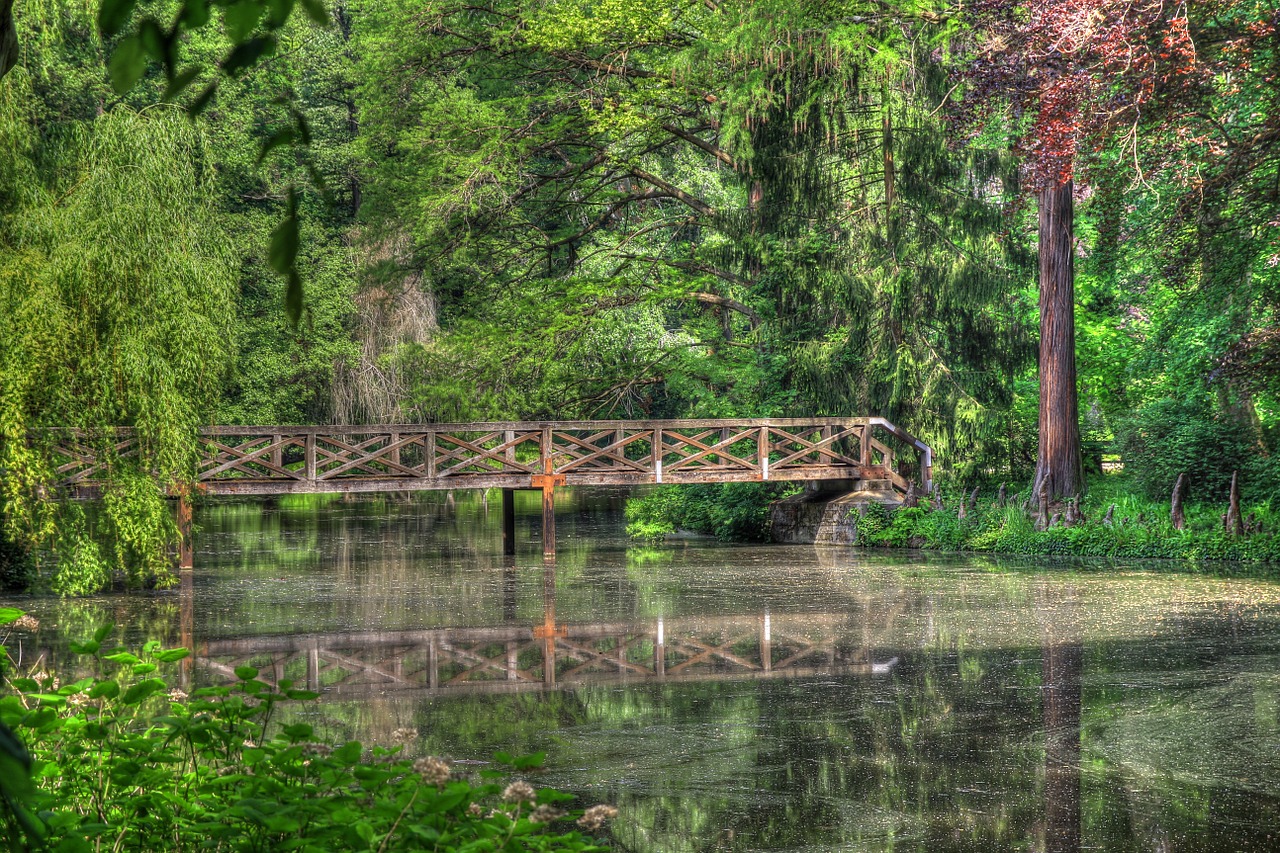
[95,0,335,325]
[0,609,614,851]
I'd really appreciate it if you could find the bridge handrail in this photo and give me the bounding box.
[41,417,933,496]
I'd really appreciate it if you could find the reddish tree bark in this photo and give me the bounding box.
[1031,180,1084,500]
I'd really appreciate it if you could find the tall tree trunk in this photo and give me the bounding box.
[1032,179,1084,501]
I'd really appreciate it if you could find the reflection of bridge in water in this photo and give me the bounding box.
[188,564,903,697]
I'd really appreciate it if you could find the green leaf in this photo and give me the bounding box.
[103,651,139,665]
[283,689,318,701]
[70,640,100,656]
[188,81,219,116]
[284,270,303,328]
[333,741,362,765]
[221,36,276,77]
[0,608,22,626]
[282,723,313,742]
[257,128,297,164]
[93,623,115,644]
[224,0,265,43]
[154,648,191,663]
[108,35,147,95]
[512,752,546,770]
[299,0,330,26]
[98,0,138,37]
[137,18,166,62]
[233,665,259,681]
[89,681,120,700]
[492,751,514,765]
[121,678,166,706]
[180,0,210,28]
[291,109,312,146]
[266,0,296,29]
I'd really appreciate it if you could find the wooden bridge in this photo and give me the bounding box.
[45,417,931,563]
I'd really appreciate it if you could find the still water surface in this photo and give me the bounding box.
[9,489,1280,852]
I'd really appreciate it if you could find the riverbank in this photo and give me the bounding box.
[626,475,1280,565]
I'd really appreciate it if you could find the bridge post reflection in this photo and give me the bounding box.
[189,560,902,696]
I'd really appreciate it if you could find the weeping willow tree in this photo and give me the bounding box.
[0,89,235,594]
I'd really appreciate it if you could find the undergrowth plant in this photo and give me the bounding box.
[626,475,1280,565]
[0,609,613,852]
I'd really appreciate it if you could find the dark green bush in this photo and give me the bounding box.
[1114,397,1279,504]
[626,483,799,542]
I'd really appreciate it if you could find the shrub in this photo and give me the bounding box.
[1114,397,1280,504]
[625,483,799,542]
[0,611,613,852]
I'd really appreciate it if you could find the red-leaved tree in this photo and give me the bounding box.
[956,0,1201,501]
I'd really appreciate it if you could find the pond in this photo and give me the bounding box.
[7,488,1280,852]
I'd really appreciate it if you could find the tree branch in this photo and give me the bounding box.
[628,167,715,217]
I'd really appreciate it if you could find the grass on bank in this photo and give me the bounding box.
[627,475,1280,564]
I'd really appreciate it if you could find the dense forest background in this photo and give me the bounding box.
[1,0,1278,591]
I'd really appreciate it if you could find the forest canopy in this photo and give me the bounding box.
[0,0,1278,591]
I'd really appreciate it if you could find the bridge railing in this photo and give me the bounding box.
[46,417,932,497]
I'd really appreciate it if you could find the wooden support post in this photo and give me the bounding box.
[304,433,317,482]
[271,434,282,469]
[425,431,436,478]
[307,645,320,692]
[389,432,401,467]
[655,617,665,677]
[504,430,515,469]
[501,556,517,622]
[177,491,194,570]
[541,464,556,557]
[428,639,439,689]
[542,556,557,685]
[860,425,872,467]
[654,428,663,483]
[502,489,516,555]
[760,611,772,672]
[179,566,194,689]
[758,426,769,480]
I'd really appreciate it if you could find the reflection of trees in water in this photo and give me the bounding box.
[592,649,1054,853]
[16,498,1280,852]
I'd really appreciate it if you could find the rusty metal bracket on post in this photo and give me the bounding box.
[531,460,566,556]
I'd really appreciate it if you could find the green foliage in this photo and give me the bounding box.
[626,483,800,543]
[1114,397,1280,504]
[0,108,235,593]
[853,476,1280,564]
[0,615,613,851]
